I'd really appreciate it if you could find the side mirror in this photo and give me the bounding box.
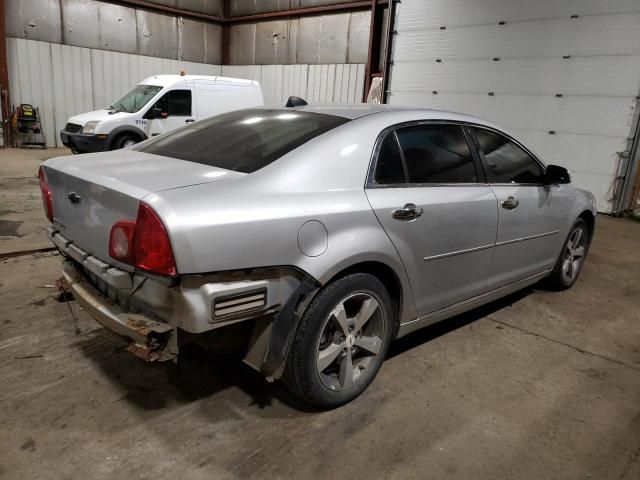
[545,164,571,184]
[145,107,168,119]
[152,107,168,119]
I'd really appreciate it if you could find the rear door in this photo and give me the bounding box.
[366,122,499,316]
[468,126,571,289]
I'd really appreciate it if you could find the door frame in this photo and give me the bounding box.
[463,122,549,186]
[365,119,488,189]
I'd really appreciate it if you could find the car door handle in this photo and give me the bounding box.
[185,119,195,123]
[501,196,519,210]
[392,203,423,221]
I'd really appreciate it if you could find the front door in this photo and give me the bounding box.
[147,89,194,137]
[366,123,499,316]
[468,126,571,289]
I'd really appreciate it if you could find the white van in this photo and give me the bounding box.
[60,74,264,153]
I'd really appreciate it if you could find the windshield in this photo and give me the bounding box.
[135,109,350,174]
[109,84,162,113]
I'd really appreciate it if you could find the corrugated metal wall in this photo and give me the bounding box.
[6,0,371,66]
[221,63,365,104]
[228,11,370,65]
[387,0,640,213]
[7,38,364,147]
[5,0,223,63]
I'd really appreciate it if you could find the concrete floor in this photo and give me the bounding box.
[0,148,639,479]
[0,148,70,255]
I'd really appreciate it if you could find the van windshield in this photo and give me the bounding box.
[135,109,350,174]
[109,85,162,113]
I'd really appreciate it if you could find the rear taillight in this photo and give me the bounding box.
[133,203,177,276]
[38,167,53,222]
[108,202,177,277]
[108,221,136,265]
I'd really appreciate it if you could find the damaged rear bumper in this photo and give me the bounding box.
[61,259,177,361]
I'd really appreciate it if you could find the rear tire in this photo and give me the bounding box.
[545,218,590,290]
[283,273,394,409]
[111,134,140,150]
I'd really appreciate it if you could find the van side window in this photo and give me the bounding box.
[154,90,192,116]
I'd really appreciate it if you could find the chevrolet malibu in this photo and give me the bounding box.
[40,104,596,408]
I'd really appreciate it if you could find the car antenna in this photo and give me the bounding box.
[285,96,307,107]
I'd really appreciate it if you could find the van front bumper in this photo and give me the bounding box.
[60,130,107,153]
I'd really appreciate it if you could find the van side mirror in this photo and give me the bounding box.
[145,107,168,119]
[153,107,168,119]
[545,164,571,184]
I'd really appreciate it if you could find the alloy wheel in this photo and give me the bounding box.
[316,292,385,392]
[562,226,587,283]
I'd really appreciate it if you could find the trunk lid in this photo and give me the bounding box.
[43,150,244,267]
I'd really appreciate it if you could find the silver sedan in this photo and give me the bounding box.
[40,104,596,408]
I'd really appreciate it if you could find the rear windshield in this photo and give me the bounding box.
[135,109,350,173]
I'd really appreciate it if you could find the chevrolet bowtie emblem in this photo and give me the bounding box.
[67,191,82,204]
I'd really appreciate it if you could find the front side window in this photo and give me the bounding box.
[395,124,477,184]
[135,109,349,174]
[471,128,544,184]
[152,90,192,116]
[109,84,162,113]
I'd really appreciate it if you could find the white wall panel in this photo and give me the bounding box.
[7,37,57,150]
[393,14,640,62]
[220,65,262,82]
[221,63,364,105]
[390,92,636,139]
[397,0,640,30]
[388,0,640,212]
[391,57,640,97]
[9,38,365,148]
[8,38,222,148]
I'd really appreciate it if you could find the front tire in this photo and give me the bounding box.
[283,273,394,409]
[111,134,140,150]
[546,218,590,290]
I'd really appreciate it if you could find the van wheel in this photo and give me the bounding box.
[112,134,139,150]
[283,273,394,409]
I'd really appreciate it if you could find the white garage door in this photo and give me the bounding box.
[387,0,640,212]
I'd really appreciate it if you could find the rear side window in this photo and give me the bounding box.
[374,133,405,185]
[471,128,544,184]
[136,109,349,173]
[395,125,477,184]
[153,90,192,116]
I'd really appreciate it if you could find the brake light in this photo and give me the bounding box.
[108,202,177,277]
[38,167,54,222]
[133,203,177,276]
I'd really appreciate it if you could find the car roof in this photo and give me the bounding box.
[276,103,499,129]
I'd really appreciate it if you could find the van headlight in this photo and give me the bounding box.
[82,121,100,134]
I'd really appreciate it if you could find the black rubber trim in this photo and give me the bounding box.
[261,275,317,378]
